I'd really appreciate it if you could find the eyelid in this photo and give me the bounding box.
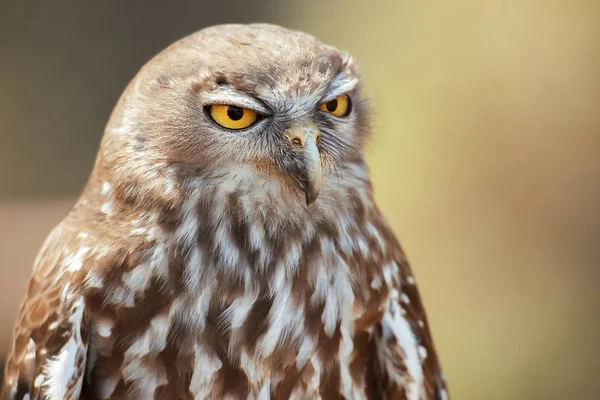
[202,89,271,115]
[320,92,351,105]
[321,75,359,103]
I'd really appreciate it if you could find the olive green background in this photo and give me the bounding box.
[1,1,599,399]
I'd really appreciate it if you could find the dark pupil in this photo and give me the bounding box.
[227,106,244,121]
[326,99,338,112]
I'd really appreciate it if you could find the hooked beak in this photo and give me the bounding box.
[285,122,323,206]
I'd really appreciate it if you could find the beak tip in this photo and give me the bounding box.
[305,187,320,207]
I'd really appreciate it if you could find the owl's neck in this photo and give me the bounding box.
[150,160,387,295]
[77,160,380,278]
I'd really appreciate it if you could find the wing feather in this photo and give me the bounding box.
[1,225,90,400]
[375,256,449,400]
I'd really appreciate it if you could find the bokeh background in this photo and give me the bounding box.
[1,1,599,398]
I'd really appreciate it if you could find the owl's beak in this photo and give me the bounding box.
[285,122,323,206]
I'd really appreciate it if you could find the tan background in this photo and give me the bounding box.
[1,1,599,399]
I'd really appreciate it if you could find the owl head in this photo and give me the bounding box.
[94,24,371,214]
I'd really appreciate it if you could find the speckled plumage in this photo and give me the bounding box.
[2,24,448,399]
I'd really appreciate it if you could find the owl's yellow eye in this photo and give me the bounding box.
[320,94,352,117]
[208,105,258,130]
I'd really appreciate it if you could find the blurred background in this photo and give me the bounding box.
[1,1,598,398]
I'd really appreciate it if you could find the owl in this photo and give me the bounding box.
[1,24,448,399]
